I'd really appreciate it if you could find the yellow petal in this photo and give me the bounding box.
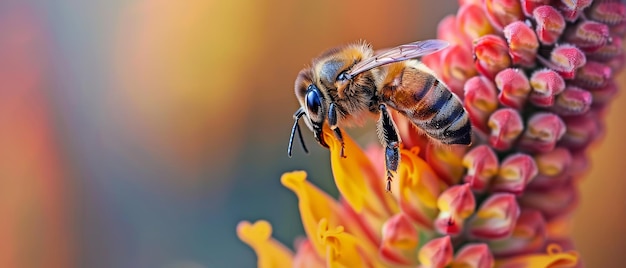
[323,128,397,217]
[281,171,344,257]
[495,244,579,268]
[317,218,385,268]
[236,220,293,268]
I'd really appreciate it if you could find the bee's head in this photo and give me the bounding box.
[293,68,328,149]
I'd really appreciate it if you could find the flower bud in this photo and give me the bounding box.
[451,243,494,268]
[586,1,626,26]
[519,182,578,220]
[590,81,618,107]
[587,35,622,61]
[550,86,592,116]
[492,153,538,195]
[559,114,600,150]
[518,113,566,154]
[474,35,512,79]
[528,147,573,190]
[533,5,566,45]
[464,76,499,133]
[495,68,532,109]
[488,108,524,151]
[529,69,566,107]
[504,21,539,66]
[547,44,587,79]
[556,0,593,22]
[485,0,525,30]
[458,4,496,41]
[564,20,610,53]
[380,213,418,266]
[437,15,466,47]
[521,0,550,16]
[418,236,454,268]
[441,44,477,95]
[489,209,547,257]
[573,61,612,89]
[467,193,521,240]
[463,145,499,192]
[434,187,474,237]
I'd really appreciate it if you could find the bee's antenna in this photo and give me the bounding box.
[288,108,309,157]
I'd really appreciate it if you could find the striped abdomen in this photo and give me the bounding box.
[379,62,472,145]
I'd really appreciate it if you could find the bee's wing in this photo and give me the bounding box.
[347,39,449,77]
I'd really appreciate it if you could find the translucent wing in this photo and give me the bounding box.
[347,39,449,77]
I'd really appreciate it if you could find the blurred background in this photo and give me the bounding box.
[1,0,625,267]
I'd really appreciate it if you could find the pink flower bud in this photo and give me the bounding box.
[529,69,566,107]
[536,148,573,177]
[418,236,454,268]
[438,183,476,219]
[382,213,418,250]
[467,193,521,240]
[474,35,512,79]
[521,0,551,16]
[590,81,618,107]
[518,113,566,154]
[495,68,532,109]
[485,0,525,30]
[546,44,587,79]
[556,0,593,21]
[489,209,547,257]
[504,21,539,67]
[458,4,496,41]
[463,145,499,192]
[528,147,573,190]
[559,114,601,150]
[587,1,626,26]
[606,53,626,73]
[441,44,477,96]
[452,243,494,268]
[564,20,610,53]
[587,35,622,61]
[464,76,499,133]
[492,153,538,195]
[573,61,612,89]
[380,213,418,266]
[437,15,467,47]
[519,181,578,220]
[550,86,592,116]
[488,108,524,151]
[533,5,566,45]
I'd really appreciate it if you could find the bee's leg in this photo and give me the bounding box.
[328,103,346,158]
[378,104,400,192]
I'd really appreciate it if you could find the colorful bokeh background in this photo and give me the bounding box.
[1,0,625,267]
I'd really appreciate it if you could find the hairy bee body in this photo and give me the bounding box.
[288,40,471,191]
[377,60,471,145]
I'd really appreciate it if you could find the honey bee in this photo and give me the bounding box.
[287,39,471,191]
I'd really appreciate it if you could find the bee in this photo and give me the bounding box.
[287,39,471,192]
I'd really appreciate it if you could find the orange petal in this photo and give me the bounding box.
[323,128,397,217]
[281,171,344,257]
[237,220,294,268]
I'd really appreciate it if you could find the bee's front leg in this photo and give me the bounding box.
[378,104,400,192]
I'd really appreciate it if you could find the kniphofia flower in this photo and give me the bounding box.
[239,0,626,267]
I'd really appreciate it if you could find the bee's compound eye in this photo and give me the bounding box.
[305,85,323,119]
[337,71,349,81]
